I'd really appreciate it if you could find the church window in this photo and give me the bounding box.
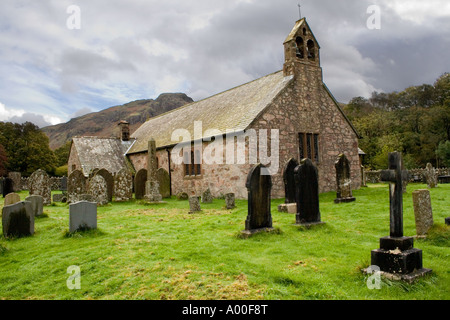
[298,133,319,163]
[183,149,202,177]
[307,40,315,60]
[295,36,304,59]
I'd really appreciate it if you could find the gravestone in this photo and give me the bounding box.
[25,195,44,217]
[0,177,4,196]
[69,201,97,233]
[370,152,431,282]
[4,193,21,206]
[334,154,356,203]
[134,169,147,200]
[156,168,171,198]
[423,163,437,188]
[176,192,189,200]
[225,193,235,210]
[114,168,133,202]
[188,196,201,213]
[242,164,274,237]
[88,174,108,205]
[95,169,114,202]
[412,189,433,237]
[60,176,68,191]
[28,169,51,205]
[201,188,213,203]
[294,158,324,227]
[279,158,298,212]
[2,201,34,238]
[2,177,14,198]
[144,139,162,202]
[278,203,296,213]
[445,217,450,225]
[68,170,87,203]
[8,172,21,192]
[53,193,67,203]
[361,165,367,187]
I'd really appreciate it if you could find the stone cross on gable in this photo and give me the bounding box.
[380,152,409,238]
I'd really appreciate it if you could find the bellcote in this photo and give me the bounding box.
[283,18,321,77]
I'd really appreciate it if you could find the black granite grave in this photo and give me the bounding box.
[283,158,299,204]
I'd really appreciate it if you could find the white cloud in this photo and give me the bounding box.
[384,0,450,24]
[0,102,26,121]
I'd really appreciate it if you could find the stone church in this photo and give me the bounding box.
[125,18,362,199]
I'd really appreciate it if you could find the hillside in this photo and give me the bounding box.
[42,93,194,150]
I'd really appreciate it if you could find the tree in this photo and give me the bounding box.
[0,144,8,177]
[436,140,450,167]
[54,140,72,167]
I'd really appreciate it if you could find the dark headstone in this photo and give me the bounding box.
[156,168,171,199]
[283,158,299,204]
[25,195,44,217]
[334,154,356,203]
[8,172,21,192]
[294,158,324,226]
[2,177,14,198]
[2,201,34,238]
[60,176,68,191]
[134,169,147,200]
[370,152,431,282]
[95,169,114,202]
[242,164,274,237]
[28,169,51,205]
[445,217,450,226]
[67,170,87,203]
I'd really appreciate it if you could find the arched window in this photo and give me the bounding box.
[184,149,202,176]
[307,40,315,60]
[295,36,304,59]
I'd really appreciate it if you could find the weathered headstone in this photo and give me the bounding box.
[225,193,235,209]
[28,169,51,205]
[2,201,34,238]
[279,158,298,212]
[8,172,21,192]
[4,193,21,206]
[188,196,201,213]
[144,139,162,202]
[176,192,189,200]
[423,163,437,188]
[361,165,367,187]
[201,188,213,203]
[95,169,114,202]
[69,201,97,233]
[412,189,433,237]
[134,169,147,200]
[156,168,171,198]
[278,203,296,214]
[68,170,87,203]
[334,154,356,203]
[25,195,44,217]
[242,164,274,237]
[370,152,432,282]
[53,193,67,203]
[2,177,14,198]
[114,168,133,202]
[294,158,324,227]
[88,174,108,205]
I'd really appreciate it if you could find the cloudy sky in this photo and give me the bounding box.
[0,0,449,127]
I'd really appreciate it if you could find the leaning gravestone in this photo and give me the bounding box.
[370,151,431,282]
[2,177,14,198]
[279,158,299,212]
[2,201,34,238]
[412,189,433,237]
[134,169,147,200]
[242,163,274,237]
[28,169,51,205]
[334,153,356,203]
[4,193,21,206]
[156,168,171,199]
[25,195,44,217]
[68,170,87,203]
[188,196,201,213]
[114,168,133,202]
[424,163,438,188]
[225,193,235,209]
[201,188,213,204]
[88,174,108,205]
[69,201,97,233]
[294,158,324,227]
[95,169,114,202]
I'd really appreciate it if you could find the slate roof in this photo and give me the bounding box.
[72,137,135,176]
[128,70,294,154]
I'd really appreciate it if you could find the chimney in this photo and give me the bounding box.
[118,120,130,141]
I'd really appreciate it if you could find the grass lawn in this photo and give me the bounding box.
[0,183,449,300]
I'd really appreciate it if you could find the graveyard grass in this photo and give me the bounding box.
[0,183,449,300]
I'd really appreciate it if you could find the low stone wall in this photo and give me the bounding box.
[20,176,67,191]
[365,167,450,183]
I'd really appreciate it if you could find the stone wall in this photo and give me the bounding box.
[365,168,450,183]
[20,176,67,191]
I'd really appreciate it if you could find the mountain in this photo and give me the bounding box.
[42,93,194,150]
